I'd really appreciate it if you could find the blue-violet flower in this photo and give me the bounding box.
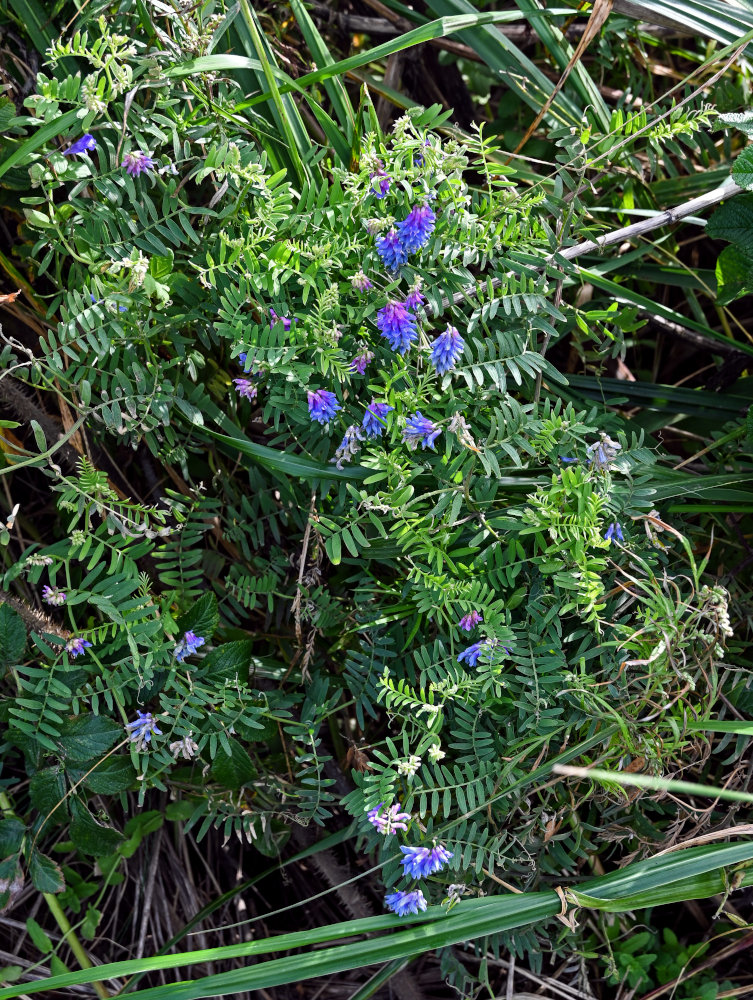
[604,521,624,543]
[385,889,427,917]
[458,610,483,632]
[307,389,341,424]
[399,843,454,878]
[270,309,294,331]
[362,401,394,439]
[430,325,464,374]
[126,711,163,745]
[174,630,205,662]
[403,412,441,451]
[396,204,435,253]
[457,641,485,666]
[376,228,408,270]
[331,425,364,469]
[66,637,92,657]
[122,151,155,177]
[370,168,391,199]
[404,282,425,311]
[376,301,417,354]
[63,134,97,157]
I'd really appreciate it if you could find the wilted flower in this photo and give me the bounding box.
[396,755,422,777]
[396,204,435,253]
[307,389,341,424]
[587,433,621,471]
[66,637,93,658]
[350,350,374,375]
[362,401,394,439]
[430,325,464,374]
[448,412,479,453]
[174,630,205,662]
[403,412,441,451]
[233,378,257,401]
[126,711,163,748]
[331,425,364,469]
[604,521,624,543]
[169,733,199,760]
[63,134,97,157]
[399,843,453,878]
[351,271,373,293]
[42,585,66,606]
[376,228,408,270]
[458,610,483,631]
[385,889,427,917]
[122,151,155,177]
[367,802,411,834]
[376,301,418,354]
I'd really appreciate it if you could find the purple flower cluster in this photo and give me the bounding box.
[122,151,155,177]
[367,802,411,835]
[126,711,162,745]
[403,412,441,451]
[64,134,97,157]
[396,204,435,253]
[399,843,454,879]
[66,637,92,658]
[604,521,624,543]
[308,389,341,424]
[362,401,394,439]
[233,378,257,401]
[377,301,417,354]
[370,167,391,199]
[174,630,205,662]
[350,349,374,375]
[430,325,464,374]
[42,585,66,606]
[458,610,482,632]
[384,889,427,917]
[376,229,408,270]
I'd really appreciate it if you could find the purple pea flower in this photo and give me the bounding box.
[351,271,373,293]
[362,400,394,439]
[457,641,484,666]
[233,378,258,401]
[370,168,391,199]
[42,585,66,606]
[604,522,624,543]
[122,151,155,177]
[350,350,374,375]
[396,204,435,253]
[125,711,163,745]
[376,301,418,354]
[458,610,483,632]
[307,389,341,424]
[63,134,97,157]
[270,309,294,331]
[404,285,425,311]
[65,637,93,658]
[430,325,464,375]
[376,228,408,270]
[403,412,441,451]
[174,630,205,662]
[385,889,427,917]
[367,802,411,835]
[399,843,454,878]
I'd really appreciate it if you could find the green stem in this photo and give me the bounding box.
[43,893,110,1000]
[237,0,306,186]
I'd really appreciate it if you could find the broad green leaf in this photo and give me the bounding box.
[28,849,65,894]
[176,592,219,642]
[706,192,753,252]
[54,714,122,764]
[69,799,124,857]
[732,146,753,190]
[0,818,25,858]
[25,917,53,954]
[200,640,254,683]
[29,767,68,820]
[210,739,258,789]
[715,244,753,305]
[0,603,26,667]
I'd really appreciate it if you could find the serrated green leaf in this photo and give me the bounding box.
[28,849,65,893]
[54,714,122,764]
[209,739,258,789]
[176,592,219,642]
[69,799,124,857]
[0,604,26,667]
[200,640,254,683]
